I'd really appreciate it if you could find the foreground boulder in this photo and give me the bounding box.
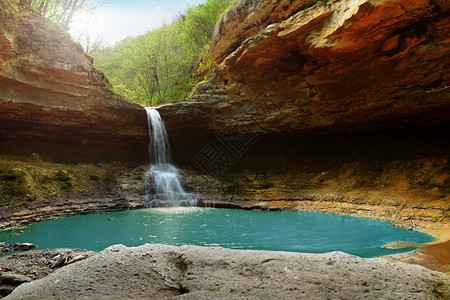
[6,244,449,299]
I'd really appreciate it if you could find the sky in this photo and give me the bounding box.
[69,0,206,46]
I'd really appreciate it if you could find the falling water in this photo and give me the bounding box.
[145,107,196,207]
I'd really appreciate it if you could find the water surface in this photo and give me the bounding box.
[0,208,433,257]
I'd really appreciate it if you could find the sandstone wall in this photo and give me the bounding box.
[0,1,148,154]
[160,0,449,145]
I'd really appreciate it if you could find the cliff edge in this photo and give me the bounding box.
[0,1,148,152]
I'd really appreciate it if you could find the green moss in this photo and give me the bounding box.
[53,170,71,182]
[51,170,72,193]
[57,180,72,192]
[0,167,26,203]
[0,168,24,181]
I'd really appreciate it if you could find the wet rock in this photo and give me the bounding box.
[12,243,35,252]
[0,243,35,254]
[0,242,11,254]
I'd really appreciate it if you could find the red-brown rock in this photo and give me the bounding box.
[0,1,148,152]
[160,0,450,148]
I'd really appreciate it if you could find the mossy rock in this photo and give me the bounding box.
[51,170,72,193]
[0,168,25,181]
[57,180,72,192]
[0,168,26,202]
[52,170,71,182]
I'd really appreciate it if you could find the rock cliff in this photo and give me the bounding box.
[160,0,449,148]
[0,1,148,155]
[0,0,448,212]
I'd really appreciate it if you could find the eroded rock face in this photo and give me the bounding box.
[160,0,450,146]
[0,1,148,150]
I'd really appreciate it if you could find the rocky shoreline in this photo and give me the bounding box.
[0,162,448,297]
[0,196,147,231]
[2,195,446,236]
[1,196,449,268]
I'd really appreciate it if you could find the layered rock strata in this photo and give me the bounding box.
[0,1,148,150]
[160,0,450,148]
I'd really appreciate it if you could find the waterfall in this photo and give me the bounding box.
[144,107,196,207]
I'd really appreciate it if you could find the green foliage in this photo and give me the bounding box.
[0,0,28,19]
[36,169,73,196]
[91,0,233,106]
[183,0,232,49]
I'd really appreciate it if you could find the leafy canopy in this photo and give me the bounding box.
[91,0,234,107]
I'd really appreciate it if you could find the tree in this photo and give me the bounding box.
[81,29,105,54]
[28,0,100,30]
[91,0,235,106]
[183,0,233,49]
